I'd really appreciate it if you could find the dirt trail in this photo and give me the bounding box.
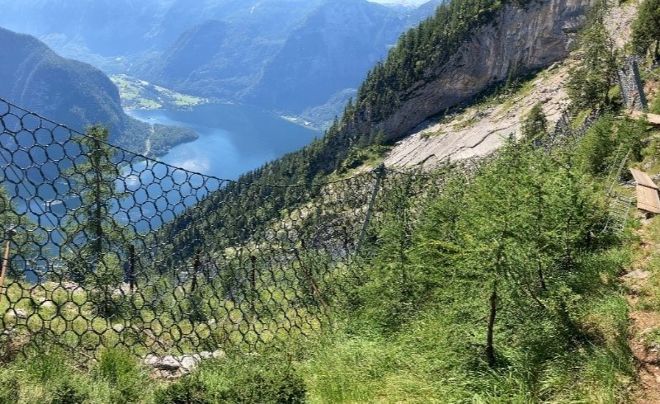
[623,215,660,403]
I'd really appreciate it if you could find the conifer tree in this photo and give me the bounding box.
[521,103,548,142]
[632,0,660,59]
[567,13,617,111]
[62,125,131,316]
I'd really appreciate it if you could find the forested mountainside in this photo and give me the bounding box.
[152,0,596,302]
[2,0,660,401]
[0,0,442,127]
[136,0,443,122]
[0,27,196,155]
[224,0,591,188]
[132,0,325,100]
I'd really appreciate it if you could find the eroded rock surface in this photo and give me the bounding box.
[355,0,591,144]
[385,63,571,168]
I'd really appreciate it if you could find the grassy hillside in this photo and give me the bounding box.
[1,110,655,402]
[1,1,659,403]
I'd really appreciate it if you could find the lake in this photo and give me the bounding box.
[129,103,319,180]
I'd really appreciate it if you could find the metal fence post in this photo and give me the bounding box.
[127,245,136,293]
[0,228,15,296]
[357,164,386,253]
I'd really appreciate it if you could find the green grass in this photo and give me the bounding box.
[110,74,208,111]
[0,113,652,403]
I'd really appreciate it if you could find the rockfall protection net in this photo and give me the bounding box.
[0,97,458,363]
[0,95,608,365]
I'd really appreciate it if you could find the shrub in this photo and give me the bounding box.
[93,348,146,403]
[51,379,88,404]
[631,0,660,58]
[159,352,307,404]
[576,116,617,175]
[155,376,210,404]
[0,373,20,403]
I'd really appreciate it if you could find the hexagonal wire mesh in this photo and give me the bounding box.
[0,97,457,363]
[0,94,606,364]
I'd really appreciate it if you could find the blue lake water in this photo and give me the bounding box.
[129,103,319,180]
[1,103,320,281]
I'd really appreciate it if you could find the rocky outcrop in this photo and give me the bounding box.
[144,350,226,379]
[384,61,572,168]
[359,0,592,143]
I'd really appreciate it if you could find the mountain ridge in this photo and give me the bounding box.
[0,27,196,155]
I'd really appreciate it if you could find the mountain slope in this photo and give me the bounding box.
[137,0,441,124]
[245,0,413,112]
[160,0,595,263]
[0,0,172,57]
[135,0,325,99]
[263,0,592,180]
[0,0,442,127]
[0,27,195,154]
[345,0,590,143]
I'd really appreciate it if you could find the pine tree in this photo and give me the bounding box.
[567,13,617,111]
[521,103,548,142]
[632,0,660,60]
[62,125,131,317]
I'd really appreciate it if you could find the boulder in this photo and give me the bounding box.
[158,355,181,371]
[143,349,226,378]
[179,355,200,373]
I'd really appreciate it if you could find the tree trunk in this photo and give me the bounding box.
[486,283,498,368]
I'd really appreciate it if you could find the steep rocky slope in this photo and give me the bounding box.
[385,63,572,167]
[348,0,592,144]
[383,0,641,169]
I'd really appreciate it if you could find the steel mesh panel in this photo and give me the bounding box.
[0,96,602,363]
[0,97,445,362]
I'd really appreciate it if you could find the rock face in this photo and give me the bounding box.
[384,62,572,168]
[358,0,592,143]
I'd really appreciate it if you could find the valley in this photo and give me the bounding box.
[0,0,659,402]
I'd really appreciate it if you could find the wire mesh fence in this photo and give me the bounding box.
[0,95,608,366]
[0,97,459,364]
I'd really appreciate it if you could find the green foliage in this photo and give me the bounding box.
[61,125,135,318]
[577,115,646,176]
[155,376,210,404]
[353,0,508,124]
[577,115,618,175]
[567,9,617,111]
[0,372,20,403]
[93,348,147,403]
[631,0,660,58]
[51,379,88,404]
[338,143,389,174]
[0,347,151,403]
[521,102,548,141]
[312,119,645,401]
[148,124,198,157]
[651,89,660,114]
[157,352,306,404]
[0,114,649,402]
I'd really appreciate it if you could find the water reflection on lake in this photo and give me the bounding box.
[129,103,319,179]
